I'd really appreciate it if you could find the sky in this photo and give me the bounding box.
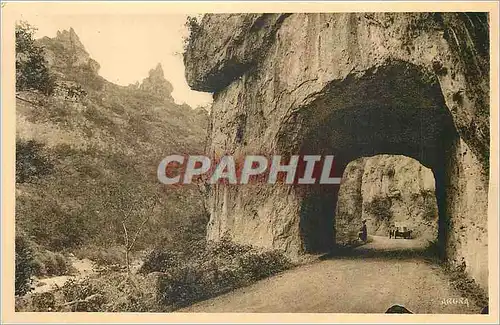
[16,12,213,108]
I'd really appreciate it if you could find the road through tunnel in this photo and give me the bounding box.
[280,61,459,256]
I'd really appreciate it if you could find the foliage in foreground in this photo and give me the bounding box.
[145,238,293,309]
[16,239,293,312]
[15,231,73,296]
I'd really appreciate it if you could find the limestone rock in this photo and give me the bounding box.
[184,14,291,92]
[184,13,489,290]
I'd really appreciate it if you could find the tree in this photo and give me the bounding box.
[121,211,151,276]
[16,21,55,95]
[100,179,161,275]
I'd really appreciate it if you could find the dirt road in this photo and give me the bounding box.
[180,236,482,314]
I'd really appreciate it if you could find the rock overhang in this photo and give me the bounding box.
[184,13,489,169]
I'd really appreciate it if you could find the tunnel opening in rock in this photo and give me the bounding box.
[283,61,459,255]
[335,154,439,250]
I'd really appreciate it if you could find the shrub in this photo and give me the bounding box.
[158,265,209,307]
[423,239,441,260]
[15,233,35,296]
[445,261,489,309]
[16,139,54,184]
[207,237,252,258]
[69,64,105,91]
[31,292,56,311]
[186,16,201,33]
[18,239,293,312]
[16,197,93,252]
[420,189,438,221]
[53,82,88,101]
[74,246,125,267]
[58,278,107,311]
[32,249,71,277]
[139,250,180,274]
[46,214,88,251]
[238,252,272,281]
[364,196,392,221]
[146,238,292,310]
[61,278,104,302]
[183,15,203,50]
[238,250,292,281]
[72,293,107,312]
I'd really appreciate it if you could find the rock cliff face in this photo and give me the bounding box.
[184,13,489,290]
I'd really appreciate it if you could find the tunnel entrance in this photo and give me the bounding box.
[281,60,459,256]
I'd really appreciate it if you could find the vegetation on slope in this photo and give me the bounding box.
[15,21,208,294]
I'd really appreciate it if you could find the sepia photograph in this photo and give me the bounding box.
[1,1,498,323]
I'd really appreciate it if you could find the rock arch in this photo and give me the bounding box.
[276,60,457,255]
[184,12,489,290]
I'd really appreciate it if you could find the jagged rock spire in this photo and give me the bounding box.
[139,63,174,101]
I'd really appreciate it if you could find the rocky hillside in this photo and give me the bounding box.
[16,27,209,256]
[336,155,438,245]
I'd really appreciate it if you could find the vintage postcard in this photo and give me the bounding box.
[1,1,498,323]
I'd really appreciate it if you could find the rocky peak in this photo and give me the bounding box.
[38,27,98,74]
[139,63,174,101]
[55,27,86,53]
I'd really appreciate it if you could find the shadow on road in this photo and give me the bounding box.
[319,236,439,261]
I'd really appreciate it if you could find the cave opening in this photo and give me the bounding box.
[281,60,459,256]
